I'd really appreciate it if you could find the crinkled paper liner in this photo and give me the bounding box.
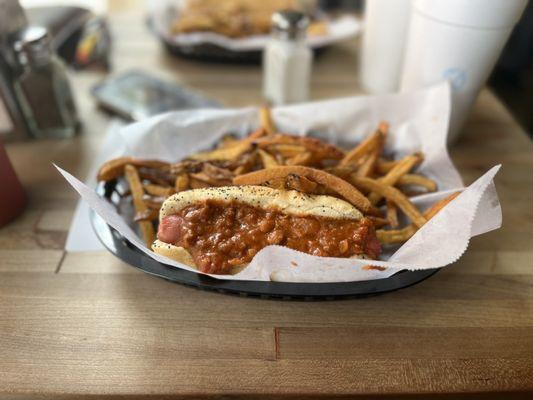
[57,82,502,282]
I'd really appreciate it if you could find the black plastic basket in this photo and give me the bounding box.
[90,180,439,300]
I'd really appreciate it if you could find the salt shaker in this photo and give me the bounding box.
[13,26,79,139]
[263,10,312,106]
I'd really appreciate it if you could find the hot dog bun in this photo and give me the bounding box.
[158,185,363,221]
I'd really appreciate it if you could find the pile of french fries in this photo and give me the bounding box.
[97,107,458,253]
[171,0,328,39]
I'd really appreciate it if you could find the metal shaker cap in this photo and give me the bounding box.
[271,10,309,40]
[14,26,53,65]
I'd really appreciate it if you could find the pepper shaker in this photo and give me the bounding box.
[263,10,313,106]
[13,26,80,139]
[0,0,31,141]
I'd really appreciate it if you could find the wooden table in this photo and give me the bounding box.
[1,3,532,399]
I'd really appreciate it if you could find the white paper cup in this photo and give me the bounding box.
[400,0,528,143]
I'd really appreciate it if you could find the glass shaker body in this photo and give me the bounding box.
[15,54,78,139]
[13,26,79,139]
[263,37,312,105]
[263,10,312,106]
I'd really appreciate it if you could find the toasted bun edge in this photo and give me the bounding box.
[159,185,363,221]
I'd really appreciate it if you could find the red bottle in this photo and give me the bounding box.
[0,139,26,227]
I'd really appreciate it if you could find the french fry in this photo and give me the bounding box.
[376,227,415,244]
[218,135,239,149]
[175,172,189,192]
[368,152,423,204]
[386,199,399,228]
[234,166,246,175]
[233,150,258,175]
[295,136,345,160]
[355,153,376,178]
[97,157,169,182]
[267,144,306,158]
[362,265,387,271]
[97,157,133,181]
[422,192,461,219]
[377,192,461,244]
[258,149,279,168]
[273,151,285,165]
[189,176,211,189]
[256,134,344,161]
[325,165,357,179]
[189,172,230,186]
[375,159,399,174]
[142,194,166,209]
[368,216,389,228]
[189,140,252,161]
[285,151,313,166]
[170,160,200,175]
[397,174,437,192]
[234,166,379,216]
[138,167,175,186]
[350,176,426,228]
[143,184,174,198]
[339,122,388,166]
[248,127,267,140]
[356,133,384,178]
[134,208,159,222]
[260,106,275,135]
[200,162,234,183]
[124,165,156,247]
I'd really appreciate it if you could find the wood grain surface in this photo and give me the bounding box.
[1,1,532,399]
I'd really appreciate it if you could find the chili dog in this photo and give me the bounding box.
[152,186,381,274]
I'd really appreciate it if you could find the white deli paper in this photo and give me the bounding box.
[57,82,502,282]
[148,0,361,51]
[65,120,126,251]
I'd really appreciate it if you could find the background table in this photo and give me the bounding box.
[1,2,532,399]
